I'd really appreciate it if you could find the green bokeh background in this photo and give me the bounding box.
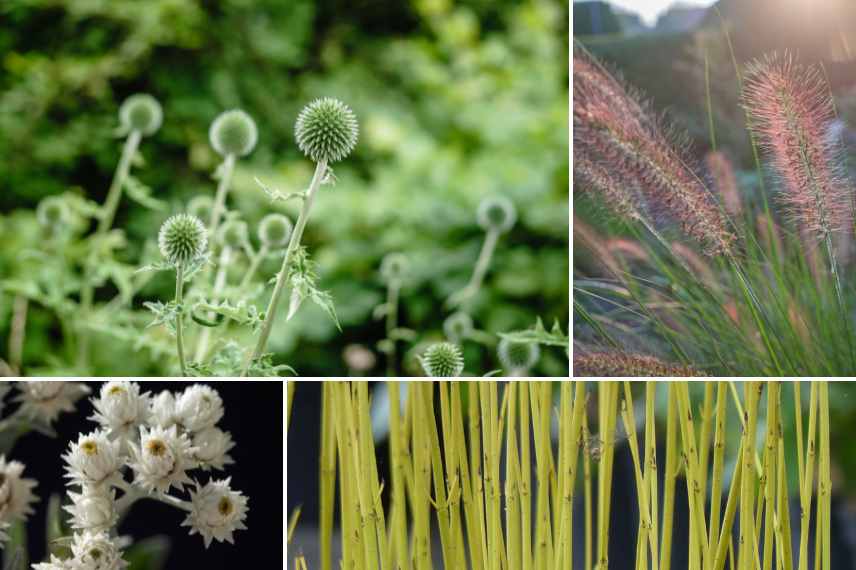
[0,0,569,376]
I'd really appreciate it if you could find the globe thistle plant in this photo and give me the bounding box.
[447,195,517,309]
[118,94,163,137]
[378,253,409,376]
[207,109,258,238]
[419,342,465,377]
[245,97,358,375]
[497,338,540,375]
[40,381,249,570]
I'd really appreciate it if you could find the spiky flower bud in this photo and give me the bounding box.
[258,213,293,249]
[477,196,517,233]
[209,110,258,158]
[295,98,358,163]
[158,214,207,266]
[187,196,214,222]
[119,94,162,136]
[497,338,540,371]
[380,253,409,284]
[420,342,464,377]
[36,196,68,228]
[218,219,249,249]
[443,312,473,342]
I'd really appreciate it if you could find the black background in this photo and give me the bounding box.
[4,380,283,569]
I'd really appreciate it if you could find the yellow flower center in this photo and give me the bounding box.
[108,386,125,395]
[146,439,167,456]
[218,497,233,516]
[81,441,98,455]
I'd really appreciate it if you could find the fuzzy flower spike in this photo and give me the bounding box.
[743,52,853,242]
[573,45,735,256]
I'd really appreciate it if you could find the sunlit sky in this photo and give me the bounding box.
[576,0,718,26]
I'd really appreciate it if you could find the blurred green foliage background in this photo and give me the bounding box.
[0,0,569,376]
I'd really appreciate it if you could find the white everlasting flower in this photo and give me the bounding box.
[70,530,127,570]
[0,455,37,521]
[90,381,150,444]
[64,486,118,533]
[148,391,179,429]
[175,385,224,433]
[192,427,235,471]
[128,426,196,494]
[63,430,123,488]
[182,478,248,548]
[31,554,69,570]
[16,382,90,425]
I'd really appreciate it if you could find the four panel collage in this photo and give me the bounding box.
[2,1,853,569]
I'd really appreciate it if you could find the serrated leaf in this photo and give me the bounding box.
[248,353,297,376]
[497,317,568,348]
[254,176,305,203]
[287,247,340,330]
[193,299,264,331]
[135,260,174,274]
[143,300,181,335]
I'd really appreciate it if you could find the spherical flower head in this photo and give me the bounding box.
[37,196,69,228]
[497,338,540,372]
[443,311,474,343]
[148,391,180,429]
[90,381,151,444]
[15,382,91,425]
[380,253,409,284]
[295,97,359,163]
[158,213,207,266]
[129,425,196,494]
[0,455,37,521]
[420,342,465,377]
[217,219,249,250]
[64,487,118,533]
[63,430,123,488]
[477,196,517,233]
[182,478,248,548]
[192,427,235,471]
[187,195,214,222]
[258,213,293,249]
[176,385,224,433]
[71,530,128,570]
[209,109,258,158]
[119,94,162,137]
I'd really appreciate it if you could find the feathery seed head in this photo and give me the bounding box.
[477,196,517,233]
[209,110,258,158]
[158,213,208,266]
[743,52,852,239]
[380,252,409,284]
[573,351,702,377]
[37,196,69,228]
[497,338,540,372]
[218,219,249,250]
[420,342,465,377]
[187,195,214,222]
[258,213,293,248]
[119,94,162,136]
[295,97,359,163]
[705,151,742,217]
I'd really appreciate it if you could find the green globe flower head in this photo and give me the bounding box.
[36,196,69,228]
[187,195,214,223]
[218,219,249,249]
[158,213,208,266]
[498,338,540,372]
[119,94,163,136]
[443,312,473,343]
[420,342,465,377]
[258,213,293,249]
[295,97,359,164]
[380,252,409,284]
[477,196,517,233]
[209,109,258,158]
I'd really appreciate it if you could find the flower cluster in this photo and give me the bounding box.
[47,381,247,569]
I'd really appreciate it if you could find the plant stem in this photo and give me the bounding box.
[385,280,400,376]
[77,129,142,370]
[447,228,500,308]
[319,383,335,570]
[208,154,236,236]
[174,265,187,376]
[243,159,327,375]
[239,244,269,288]
[8,295,28,375]
[194,245,232,363]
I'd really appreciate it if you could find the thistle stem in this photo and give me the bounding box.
[175,264,188,376]
[194,245,232,363]
[77,129,142,370]
[8,295,28,375]
[385,281,400,377]
[447,228,500,308]
[243,159,327,375]
[208,154,236,237]
[239,244,269,288]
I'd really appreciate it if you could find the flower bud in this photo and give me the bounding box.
[380,252,409,284]
[497,338,540,371]
[218,219,249,250]
[477,196,516,233]
[209,109,258,158]
[443,312,473,343]
[420,342,465,377]
[119,93,163,136]
[36,196,68,228]
[295,97,359,163]
[258,213,293,249]
[158,213,208,266]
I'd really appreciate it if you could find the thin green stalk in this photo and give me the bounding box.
[583,411,593,570]
[194,244,233,362]
[385,280,400,376]
[761,382,779,570]
[208,154,236,236]
[520,382,533,570]
[506,383,522,570]
[659,385,678,570]
[739,382,761,570]
[319,384,336,570]
[448,228,499,308]
[596,382,619,570]
[645,384,659,570]
[239,244,269,288]
[244,159,327,374]
[818,383,831,570]
[797,382,818,570]
[174,265,187,376]
[708,382,728,561]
